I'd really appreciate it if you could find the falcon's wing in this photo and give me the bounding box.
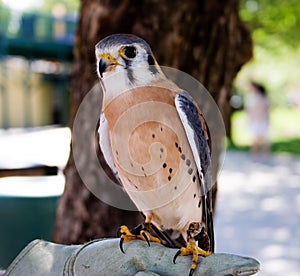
[175,91,214,252]
[98,112,121,184]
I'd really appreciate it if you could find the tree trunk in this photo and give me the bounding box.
[54,0,252,244]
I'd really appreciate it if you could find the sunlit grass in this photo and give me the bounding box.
[230,106,300,155]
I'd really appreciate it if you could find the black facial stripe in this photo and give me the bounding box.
[147,55,155,65]
[148,55,158,75]
[121,58,135,84]
[127,67,135,84]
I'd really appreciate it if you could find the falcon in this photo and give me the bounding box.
[96,34,214,275]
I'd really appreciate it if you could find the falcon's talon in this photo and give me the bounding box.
[141,230,151,247]
[119,237,125,254]
[118,224,161,253]
[189,268,195,276]
[173,244,212,275]
[173,223,212,276]
[173,250,181,264]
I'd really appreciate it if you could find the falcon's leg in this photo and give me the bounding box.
[119,223,161,253]
[173,222,212,276]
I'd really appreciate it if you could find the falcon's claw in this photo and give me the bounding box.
[118,225,160,253]
[141,230,151,247]
[173,240,212,276]
[119,237,125,254]
[173,250,181,264]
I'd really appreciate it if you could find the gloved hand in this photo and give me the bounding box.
[4,238,259,276]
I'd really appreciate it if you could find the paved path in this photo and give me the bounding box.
[215,151,300,276]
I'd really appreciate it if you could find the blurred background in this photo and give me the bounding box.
[0,0,299,275]
[231,0,300,155]
[0,0,77,269]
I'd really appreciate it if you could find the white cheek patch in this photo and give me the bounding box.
[132,66,157,86]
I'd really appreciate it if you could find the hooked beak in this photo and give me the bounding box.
[98,58,108,78]
[98,53,119,78]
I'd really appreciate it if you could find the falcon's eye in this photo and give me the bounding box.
[123,46,137,59]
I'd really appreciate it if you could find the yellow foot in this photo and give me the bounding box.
[173,225,213,276]
[119,225,161,253]
[173,239,212,276]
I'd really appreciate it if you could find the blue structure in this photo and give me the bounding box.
[0,10,76,60]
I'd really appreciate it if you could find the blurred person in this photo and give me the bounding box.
[245,81,270,157]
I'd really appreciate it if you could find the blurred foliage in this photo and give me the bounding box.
[0,0,11,34]
[0,0,79,14]
[240,0,300,51]
[228,139,300,155]
[235,0,300,107]
[271,139,300,155]
[39,0,79,14]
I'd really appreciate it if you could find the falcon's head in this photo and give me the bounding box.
[95,34,162,89]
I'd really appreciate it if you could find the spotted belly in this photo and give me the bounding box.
[103,86,203,232]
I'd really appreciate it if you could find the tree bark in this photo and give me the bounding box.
[54,0,252,244]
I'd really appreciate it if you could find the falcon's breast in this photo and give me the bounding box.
[102,85,202,216]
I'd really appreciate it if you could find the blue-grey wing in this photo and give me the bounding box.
[175,92,212,194]
[175,91,214,252]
